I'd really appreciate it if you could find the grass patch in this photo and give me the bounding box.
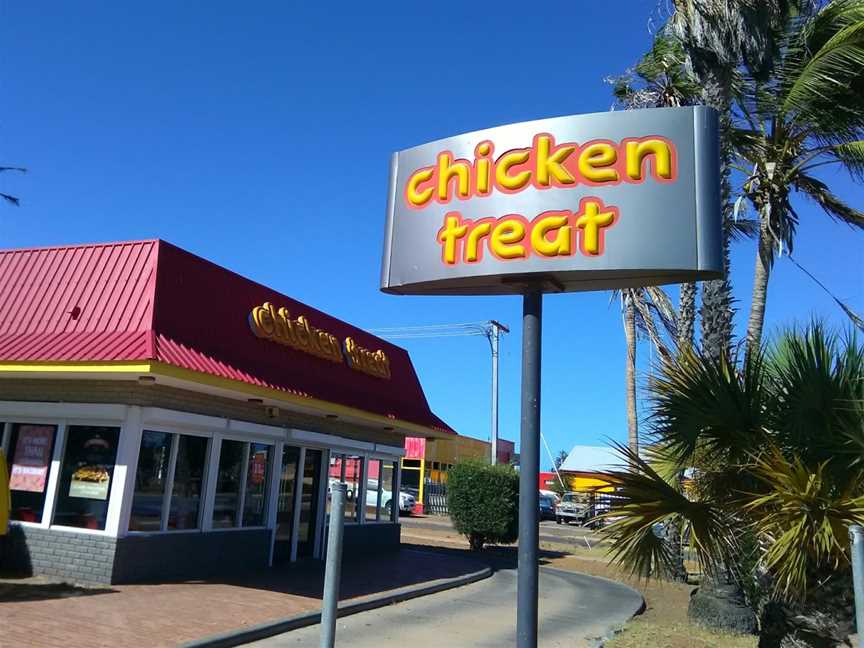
[605,619,757,648]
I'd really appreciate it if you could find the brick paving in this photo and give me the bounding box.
[0,547,485,648]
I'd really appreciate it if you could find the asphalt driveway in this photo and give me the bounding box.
[246,566,644,648]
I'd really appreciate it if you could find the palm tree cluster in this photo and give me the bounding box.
[601,1,864,645]
[610,0,864,457]
[603,324,863,644]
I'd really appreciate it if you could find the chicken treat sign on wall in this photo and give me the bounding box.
[381,106,722,295]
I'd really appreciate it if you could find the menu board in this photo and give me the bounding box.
[68,433,114,501]
[9,426,54,493]
[69,465,111,500]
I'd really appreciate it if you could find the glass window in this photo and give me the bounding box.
[343,455,362,521]
[168,435,208,530]
[129,431,172,531]
[7,424,58,523]
[242,443,271,527]
[53,426,120,530]
[365,459,382,521]
[382,461,397,520]
[212,440,244,528]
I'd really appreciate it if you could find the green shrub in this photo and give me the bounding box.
[447,460,520,550]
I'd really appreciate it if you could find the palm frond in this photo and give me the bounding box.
[647,346,769,465]
[795,173,864,228]
[780,0,864,137]
[744,446,864,600]
[600,442,736,579]
[829,140,864,181]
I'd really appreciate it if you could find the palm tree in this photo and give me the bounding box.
[612,35,702,351]
[732,0,864,352]
[614,287,679,455]
[666,0,800,360]
[601,322,864,646]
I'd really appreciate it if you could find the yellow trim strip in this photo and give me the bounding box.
[0,362,151,373]
[0,360,450,438]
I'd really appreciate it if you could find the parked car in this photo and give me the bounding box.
[539,494,556,521]
[328,479,415,517]
[555,491,589,525]
[365,479,416,517]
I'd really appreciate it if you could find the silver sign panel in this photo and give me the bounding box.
[380,106,721,295]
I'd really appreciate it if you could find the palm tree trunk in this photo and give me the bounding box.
[623,293,639,456]
[678,282,696,349]
[746,219,772,355]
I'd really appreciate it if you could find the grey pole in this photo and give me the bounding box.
[851,525,864,639]
[320,482,346,648]
[517,291,542,648]
[490,322,500,465]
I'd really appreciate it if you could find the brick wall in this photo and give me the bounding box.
[2,524,272,584]
[1,524,117,584]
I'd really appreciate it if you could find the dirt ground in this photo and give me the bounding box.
[402,520,759,648]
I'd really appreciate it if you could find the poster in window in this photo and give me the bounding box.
[250,450,267,485]
[68,434,113,500]
[9,425,54,493]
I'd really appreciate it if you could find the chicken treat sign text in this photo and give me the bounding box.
[380,107,722,295]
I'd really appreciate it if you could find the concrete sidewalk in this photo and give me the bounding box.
[247,566,645,648]
[0,547,488,648]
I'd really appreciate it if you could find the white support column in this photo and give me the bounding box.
[159,433,180,532]
[112,406,145,537]
[41,422,67,528]
[289,446,306,562]
[376,460,383,522]
[236,442,251,527]
[393,460,402,524]
[201,434,222,531]
[267,442,284,567]
[357,456,367,525]
[313,449,329,559]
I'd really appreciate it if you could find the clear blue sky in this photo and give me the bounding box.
[2,2,861,465]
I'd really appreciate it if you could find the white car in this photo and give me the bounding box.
[329,479,415,517]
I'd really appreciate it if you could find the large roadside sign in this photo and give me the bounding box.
[381,106,721,295]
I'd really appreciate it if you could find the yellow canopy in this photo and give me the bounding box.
[0,449,9,535]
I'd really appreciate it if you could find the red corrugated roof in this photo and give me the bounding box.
[0,241,158,361]
[0,239,453,434]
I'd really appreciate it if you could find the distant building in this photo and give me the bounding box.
[550,445,618,493]
[402,435,515,514]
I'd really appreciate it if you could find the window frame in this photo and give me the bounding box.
[127,428,213,535]
[0,408,127,537]
[51,424,122,532]
[207,436,274,533]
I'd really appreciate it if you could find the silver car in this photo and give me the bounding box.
[555,492,589,525]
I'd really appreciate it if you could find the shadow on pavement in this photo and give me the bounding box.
[122,545,489,603]
[0,575,115,603]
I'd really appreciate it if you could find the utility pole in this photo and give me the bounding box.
[487,320,509,464]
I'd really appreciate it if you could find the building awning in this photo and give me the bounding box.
[0,239,454,437]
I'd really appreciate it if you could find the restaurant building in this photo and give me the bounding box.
[0,239,453,584]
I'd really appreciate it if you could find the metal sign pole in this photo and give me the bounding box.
[517,291,542,648]
[320,482,346,648]
[851,525,864,640]
[490,321,500,465]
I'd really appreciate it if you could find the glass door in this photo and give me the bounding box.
[273,445,300,562]
[296,448,322,558]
